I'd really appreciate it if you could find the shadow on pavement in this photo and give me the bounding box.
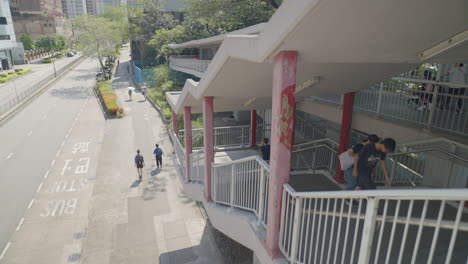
[130,180,141,188]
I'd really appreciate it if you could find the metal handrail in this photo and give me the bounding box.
[212,154,270,172]
[282,183,468,199]
[391,148,468,162]
[291,144,337,154]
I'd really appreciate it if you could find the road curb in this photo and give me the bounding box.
[0,56,86,126]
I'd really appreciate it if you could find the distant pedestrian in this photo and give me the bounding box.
[127,64,130,73]
[128,89,132,100]
[153,144,164,168]
[135,150,145,181]
[117,59,120,65]
[141,86,147,101]
[260,137,270,162]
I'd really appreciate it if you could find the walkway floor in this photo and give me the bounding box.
[79,45,223,264]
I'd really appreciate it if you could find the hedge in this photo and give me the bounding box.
[0,68,31,83]
[97,81,121,116]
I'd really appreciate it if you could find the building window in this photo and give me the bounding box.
[0,35,11,40]
[0,17,7,24]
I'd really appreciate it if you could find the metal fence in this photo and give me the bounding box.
[132,62,155,87]
[169,57,211,74]
[280,184,468,264]
[189,149,205,182]
[212,155,270,227]
[179,125,251,149]
[291,139,339,175]
[0,55,83,115]
[310,78,468,137]
[170,129,186,181]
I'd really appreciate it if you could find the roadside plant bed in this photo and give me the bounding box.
[0,68,31,83]
[96,81,123,117]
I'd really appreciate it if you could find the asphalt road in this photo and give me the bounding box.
[0,58,99,254]
[0,54,83,108]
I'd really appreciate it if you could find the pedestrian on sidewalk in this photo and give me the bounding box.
[117,59,120,65]
[135,150,145,181]
[153,144,164,168]
[141,86,147,101]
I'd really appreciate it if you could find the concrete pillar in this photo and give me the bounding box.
[203,96,214,202]
[184,106,192,183]
[172,111,179,136]
[265,51,297,257]
[334,92,355,184]
[250,110,257,147]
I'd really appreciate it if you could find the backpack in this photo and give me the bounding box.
[155,148,163,156]
[135,155,144,166]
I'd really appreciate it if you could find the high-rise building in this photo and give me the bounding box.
[62,0,87,18]
[10,0,73,39]
[85,0,96,15]
[0,0,18,69]
[95,0,127,15]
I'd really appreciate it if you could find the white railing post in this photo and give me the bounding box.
[329,149,334,172]
[289,197,303,264]
[358,198,379,264]
[390,160,397,184]
[376,82,384,117]
[427,84,439,129]
[257,167,266,225]
[230,164,236,208]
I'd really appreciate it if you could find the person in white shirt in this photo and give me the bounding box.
[445,63,466,113]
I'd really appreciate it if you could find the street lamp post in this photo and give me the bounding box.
[49,37,57,77]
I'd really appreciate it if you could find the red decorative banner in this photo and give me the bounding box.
[278,85,295,150]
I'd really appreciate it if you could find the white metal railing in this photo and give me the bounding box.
[291,139,339,174]
[189,149,205,182]
[170,129,186,180]
[169,57,211,73]
[310,78,468,136]
[179,125,251,149]
[280,184,468,264]
[212,155,270,227]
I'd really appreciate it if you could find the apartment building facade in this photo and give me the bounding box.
[11,0,72,39]
[0,0,17,69]
[62,0,87,18]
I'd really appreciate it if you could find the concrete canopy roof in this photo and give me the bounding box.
[168,0,468,114]
[168,23,266,49]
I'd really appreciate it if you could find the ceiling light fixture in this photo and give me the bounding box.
[419,29,468,61]
[295,77,320,94]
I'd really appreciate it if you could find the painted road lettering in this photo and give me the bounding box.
[72,142,90,154]
[75,157,90,174]
[40,199,78,217]
[45,179,88,193]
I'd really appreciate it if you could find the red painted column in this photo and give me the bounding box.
[250,110,257,147]
[203,96,214,202]
[184,106,192,183]
[334,92,355,184]
[265,51,297,257]
[172,111,179,136]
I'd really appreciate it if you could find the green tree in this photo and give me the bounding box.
[148,25,187,61]
[72,15,123,70]
[20,33,35,50]
[35,34,67,52]
[183,0,278,34]
[101,4,131,42]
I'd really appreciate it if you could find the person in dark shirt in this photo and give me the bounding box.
[260,137,270,162]
[134,150,145,181]
[353,138,396,190]
[344,134,379,190]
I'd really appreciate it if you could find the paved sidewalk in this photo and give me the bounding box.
[79,45,224,264]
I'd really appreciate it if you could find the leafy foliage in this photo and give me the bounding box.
[35,34,67,52]
[20,33,35,50]
[72,15,122,69]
